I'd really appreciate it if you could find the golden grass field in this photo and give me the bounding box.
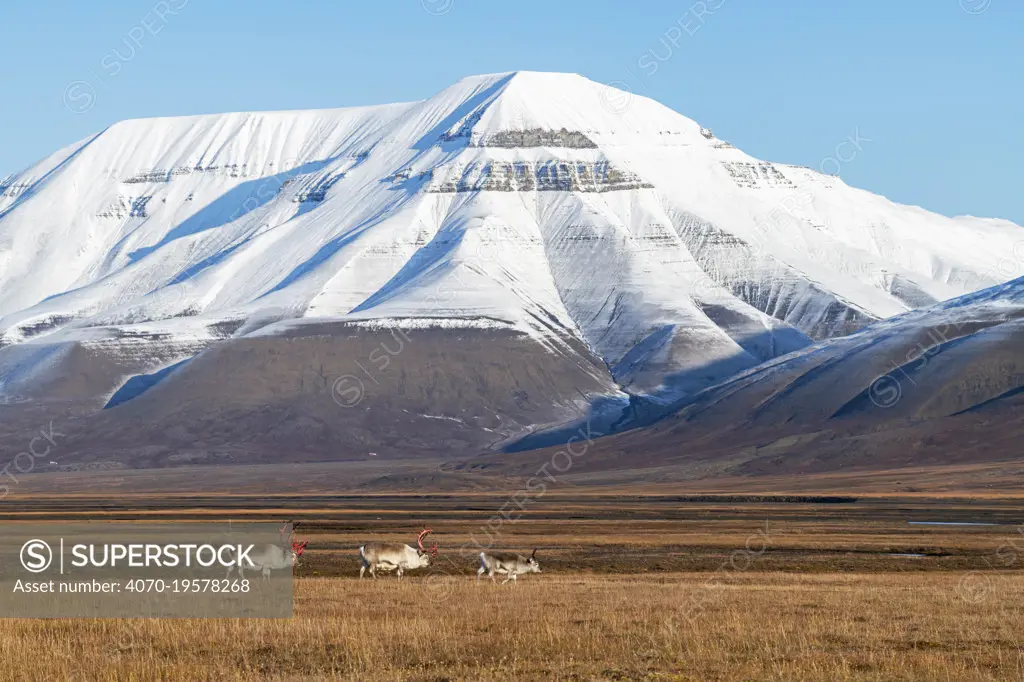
[1,572,1022,681]
[2,493,1022,680]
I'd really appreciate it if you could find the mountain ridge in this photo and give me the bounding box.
[0,71,1021,461]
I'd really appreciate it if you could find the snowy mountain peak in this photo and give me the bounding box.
[1,71,1021,409]
[426,71,702,146]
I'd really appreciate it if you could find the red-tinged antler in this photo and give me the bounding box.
[291,540,308,556]
[417,528,438,557]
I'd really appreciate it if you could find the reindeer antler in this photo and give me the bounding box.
[279,521,307,556]
[531,548,537,559]
[417,528,439,557]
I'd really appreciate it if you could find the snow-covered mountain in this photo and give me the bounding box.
[528,275,1024,485]
[675,275,1024,427]
[0,71,1020,461]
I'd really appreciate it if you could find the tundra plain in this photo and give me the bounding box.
[1,493,1023,680]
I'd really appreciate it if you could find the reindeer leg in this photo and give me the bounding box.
[489,569,496,584]
[396,566,403,580]
[476,565,485,583]
[501,570,515,585]
[359,564,366,579]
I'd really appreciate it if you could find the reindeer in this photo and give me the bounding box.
[477,549,541,585]
[226,522,307,581]
[359,529,438,579]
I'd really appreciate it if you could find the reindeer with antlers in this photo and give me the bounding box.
[359,529,438,579]
[226,521,307,582]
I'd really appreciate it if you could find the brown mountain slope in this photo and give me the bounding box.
[467,279,1024,489]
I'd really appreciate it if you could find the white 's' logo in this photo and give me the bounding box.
[20,539,53,573]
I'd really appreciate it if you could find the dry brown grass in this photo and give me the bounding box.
[2,496,1021,679]
[1,571,1022,681]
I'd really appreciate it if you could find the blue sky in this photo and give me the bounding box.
[1,0,1021,222]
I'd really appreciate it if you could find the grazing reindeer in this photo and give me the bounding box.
[228,541,307,581]
[359,529,438,579]
[477,549,541,585]
[226,522,307,581]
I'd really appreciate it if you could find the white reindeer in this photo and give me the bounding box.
[359,529,437,579]
[477,549,541,585]
[226,522,307,581]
